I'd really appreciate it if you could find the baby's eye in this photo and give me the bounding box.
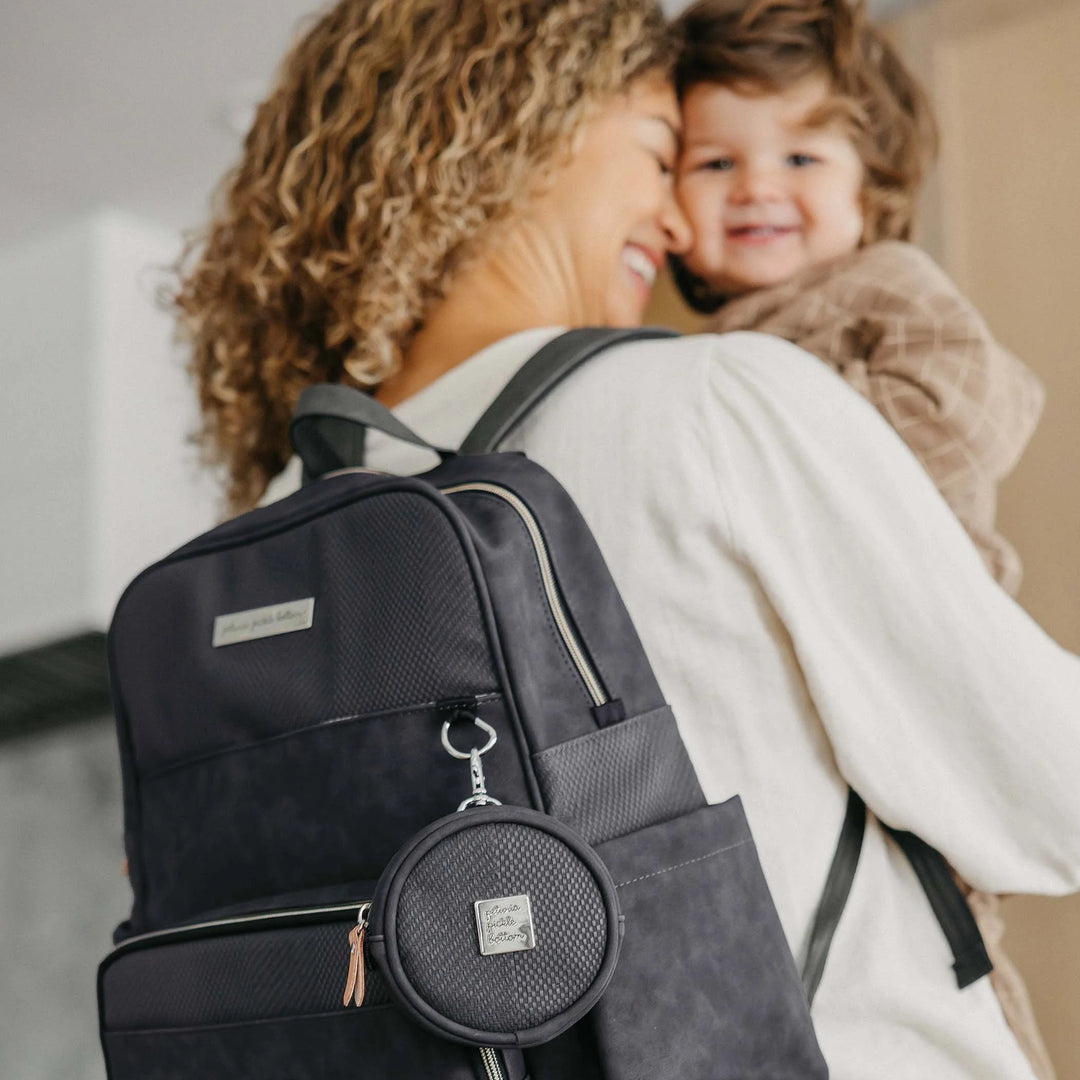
[787,153,820,167]
[699,157,735,172]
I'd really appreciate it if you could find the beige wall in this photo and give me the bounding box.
[894,2,1080,1075]
[649,1,1080,1070]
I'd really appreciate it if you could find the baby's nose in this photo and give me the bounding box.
[731,162,785,203]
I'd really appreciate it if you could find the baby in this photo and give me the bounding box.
[672,0,1043,599]
[671,0,1051,1075]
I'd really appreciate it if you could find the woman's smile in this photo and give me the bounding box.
[621,243,662,300]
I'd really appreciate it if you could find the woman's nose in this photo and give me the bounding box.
[660,190,693,255]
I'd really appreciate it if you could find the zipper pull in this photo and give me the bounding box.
[342,903,371,1008]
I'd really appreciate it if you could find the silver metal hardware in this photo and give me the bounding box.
[441,713,502,811]
[440,482,607,706]
[440,715,498,759]
[474,894,536,956]
[479,1046,506,1080]
[212,598,315,647]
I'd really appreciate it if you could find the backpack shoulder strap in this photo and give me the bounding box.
[459,326,678,454]
[882,822,993,990]
[802,790,993,1006]
[802,789,867,1006]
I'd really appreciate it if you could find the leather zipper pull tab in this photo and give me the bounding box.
[342,904,370,1008]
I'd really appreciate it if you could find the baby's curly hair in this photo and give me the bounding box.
[673,0,938,244]
[173,0,674,513]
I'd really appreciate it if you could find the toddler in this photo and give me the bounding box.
[671,0,1051,1075]
[672,0,1043,598]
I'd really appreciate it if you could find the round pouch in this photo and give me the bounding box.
[367,804,622,1048]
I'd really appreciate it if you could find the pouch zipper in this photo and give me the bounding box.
[441,482,607,707]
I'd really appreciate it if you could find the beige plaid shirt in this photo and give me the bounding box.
[708,241,1053,1079]
[706,240,1045,597]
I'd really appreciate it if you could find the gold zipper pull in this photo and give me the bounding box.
[342,903,370,1008]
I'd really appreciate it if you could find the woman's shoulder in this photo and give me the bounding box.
[586,329,869,411]
[544,329,887,470]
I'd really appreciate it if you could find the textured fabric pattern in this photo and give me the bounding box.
[103,920,391,1031]
[114,488,495,775]
[533,705,704,845]
[706,241,1044,596]
[396,821,608,1034]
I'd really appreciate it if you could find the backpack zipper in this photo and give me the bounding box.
[109,899,508,1079]
[342,903,371,1007]
[479,1045,506,1080]
[441,482,607,707]
[106,899,365,957]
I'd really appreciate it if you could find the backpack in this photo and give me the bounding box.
[97,328,986,1080]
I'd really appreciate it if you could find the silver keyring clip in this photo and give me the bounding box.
[441,716,502,810]
[440,716,498,760]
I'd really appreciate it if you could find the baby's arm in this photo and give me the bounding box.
[824,242,1044,592]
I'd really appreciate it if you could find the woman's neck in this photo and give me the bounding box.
[376,305,547,408]
[376,225,578,407]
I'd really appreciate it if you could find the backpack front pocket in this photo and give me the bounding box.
[99,905,515,1080]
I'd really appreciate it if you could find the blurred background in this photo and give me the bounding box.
[1,0,1076,1076]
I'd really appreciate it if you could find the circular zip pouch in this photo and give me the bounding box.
[367,804,623,1048]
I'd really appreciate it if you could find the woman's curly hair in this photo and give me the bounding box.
[673,0,939,245]
[172,0,674,514]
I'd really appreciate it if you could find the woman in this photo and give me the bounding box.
[174,1,1080,1076]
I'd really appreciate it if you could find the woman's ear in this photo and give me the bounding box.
[668,254,727,314]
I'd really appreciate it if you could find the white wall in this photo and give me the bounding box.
[89,209,220,628]
[0,209,219,653]
[0,218,97,651]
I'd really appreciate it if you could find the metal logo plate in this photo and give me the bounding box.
[474,894,536,956]
[212,598,315,648]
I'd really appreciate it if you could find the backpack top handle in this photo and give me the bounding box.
[289,382,455,479]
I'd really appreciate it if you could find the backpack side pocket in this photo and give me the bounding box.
[591,800,827,1080]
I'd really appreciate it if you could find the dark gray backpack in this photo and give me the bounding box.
[98,329,985,1080]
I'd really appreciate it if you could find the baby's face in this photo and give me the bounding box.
[677,74,864,296]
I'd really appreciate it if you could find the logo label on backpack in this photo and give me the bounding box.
[474,894,536,956]
[212,598,316,647]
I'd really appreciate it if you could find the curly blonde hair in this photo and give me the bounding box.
[173,0,674,513]
[674,0,938,244]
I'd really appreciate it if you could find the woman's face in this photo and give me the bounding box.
[527,72,693,327]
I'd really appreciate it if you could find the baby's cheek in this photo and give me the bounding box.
[825,194,864,258]
[675,179,721,265]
